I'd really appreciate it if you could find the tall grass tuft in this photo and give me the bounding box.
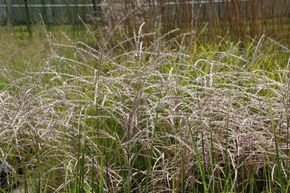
[0,26,289,192]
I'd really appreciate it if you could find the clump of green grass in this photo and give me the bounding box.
[0,26,289,193]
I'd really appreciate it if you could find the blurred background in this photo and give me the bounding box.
[0,0,289,43]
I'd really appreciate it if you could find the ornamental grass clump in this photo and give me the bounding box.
[0,28,289,192]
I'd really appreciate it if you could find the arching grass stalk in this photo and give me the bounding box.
[223,120,232,192]
[263,156,272,193]
[98,155,104,193]
[189,127,208,193]
[209,124,216,193]
[268,95,285,192]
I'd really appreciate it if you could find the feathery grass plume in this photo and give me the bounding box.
[0,25,289,192]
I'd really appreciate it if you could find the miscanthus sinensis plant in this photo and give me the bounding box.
[0,27,289,193]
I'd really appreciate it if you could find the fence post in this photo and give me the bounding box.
[6,0,13,32]
[92,0,97,16]
[41,0,47,24]
[24,0,32,37]
[47,0,54,25]
[72,0,79,24]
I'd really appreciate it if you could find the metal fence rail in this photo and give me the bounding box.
[0,0,288,27]
[0,0,252,25]
[0,0,101,25]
